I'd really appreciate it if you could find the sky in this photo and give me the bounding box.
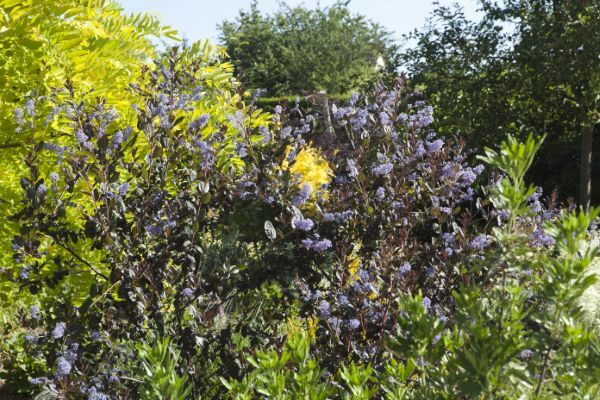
[118,0,481,44]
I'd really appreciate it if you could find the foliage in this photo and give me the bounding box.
[1,6,600,396]
[403,0,600,206]
[134,338,192,400]
[225,134,600,399]
[218,0,399,96]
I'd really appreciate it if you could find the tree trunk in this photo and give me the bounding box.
[579,121,594,212]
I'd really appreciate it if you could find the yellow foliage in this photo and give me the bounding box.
[285,316,318,343]
[287,146,333,195]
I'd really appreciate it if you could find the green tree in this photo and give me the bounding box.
[218,0,399,96]
[403,0,600,207]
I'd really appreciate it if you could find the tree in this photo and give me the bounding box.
[218,0,399,96]
[403,0,600,208]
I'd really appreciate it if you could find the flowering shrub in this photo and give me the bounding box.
[1,45,599,399]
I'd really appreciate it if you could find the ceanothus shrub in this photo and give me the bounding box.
[2,48,570,398]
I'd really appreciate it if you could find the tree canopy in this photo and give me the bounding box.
[218,0,399,96]
[403,0,600,207]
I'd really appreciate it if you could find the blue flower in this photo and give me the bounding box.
[55,357,72,379]
[531,228,555,248]
[25,99,35,116]
[292,217,314,231]
[302,238,332,252]
[29,305,41,320]
[112,130,124,148]
[470,235,488,250]
[519,349,534,359]
[318,300,331,318]
[280,126,293,140]
[346,319,360,330]
[87,387,109,400]
[274,105,283,114]
[371,163,393,176]
[76,130,88,144]
[259,126,271,143]
[14,107,25,125]
[37,183,47,196]
[292,184,312,206]
[347,159,359,178]
[52,322,66,339]
[181,288,194,298]
[49,172,60,183]
[25,334,38,344]
[422,296,431,310]
[375,187,386,201]
[338,294,349,306]
[399,262,411,276]
[426,139,444,154]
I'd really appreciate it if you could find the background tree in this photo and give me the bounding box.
[403,0,600,207]
[218,0,400,97]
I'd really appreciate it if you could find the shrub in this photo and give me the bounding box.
[1,43,598,399]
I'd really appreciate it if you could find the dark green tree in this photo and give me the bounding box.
[403,0,600,208]
[218,1,399,96]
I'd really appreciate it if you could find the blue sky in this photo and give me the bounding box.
[118,1,481,44]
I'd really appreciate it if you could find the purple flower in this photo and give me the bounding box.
[112,130,124,148]
[25,334,38,344]
[52,322,66,339]
[358,269,370,282]
[76,130,88,144]
[292,217,314,231]
[442,232,455,245]
[195,140,215,170]
[37,183,47,196]
[117,182,129,197]
[422,296,431,310]
[19,268,29,280]
[14,107,25,125]
[531,228,555,248]
[519,349,534,359]
[49,172,60,183]
[379,112,392,126]
[323,211,352,224]
[347,159,359,178]
[145,224,162,236]
[55,357,71,379]
[29,305,41,320]
[346,319,360,330]
[351,109,368,130]
[302,238,332,253]
[259,126,271,142]
[181,288,194,298]
[399,262,411,276]
[292,184,312,206]
[426,139,444,154]
[87,387,109,400]
[274,105,283,114]
[375,187,386,201]
[470,235,489,251]
[318,300,331,318]
[371,163,393,176]
[280,126,293,140]
[188,114,209,131]
[338,295,349,306]
[25,99,35,116]
[392,201,404,209]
